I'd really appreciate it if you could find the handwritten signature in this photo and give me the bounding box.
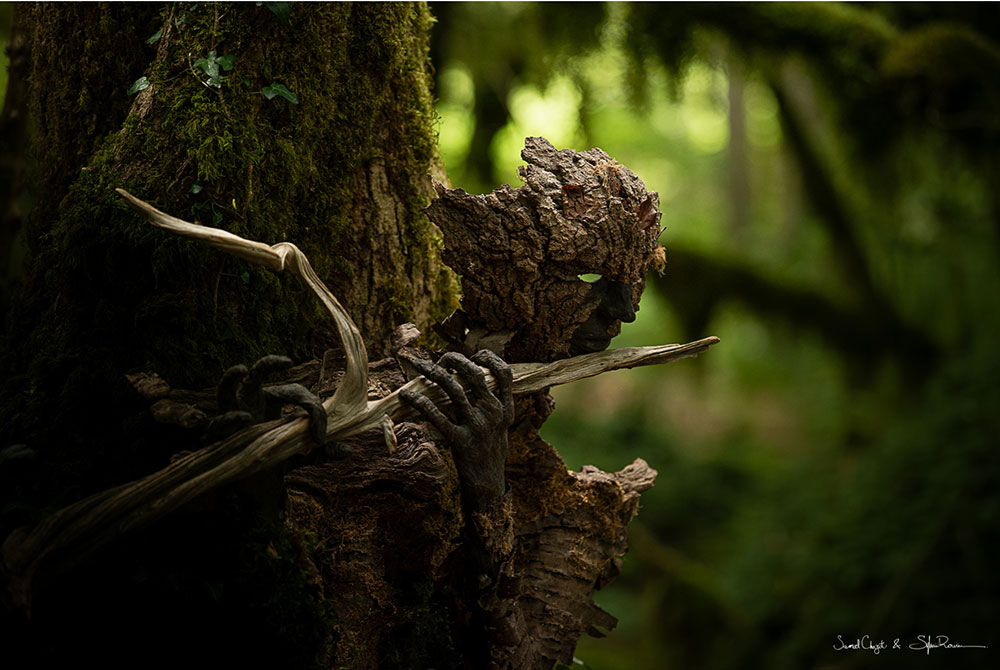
[833,635,890,654]
[834,634,988,655]
[909,635,989,655]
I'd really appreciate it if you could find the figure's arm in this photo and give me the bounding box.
[400,350,525,653]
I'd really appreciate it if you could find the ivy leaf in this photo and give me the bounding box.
[190,180,203,195]
[146,28,163,45]
[240,270,250,284]
[262,83,298,104]
[212,211,223,226]
[127,76,150,96]
[192,54,210,72]
[193,50,232,88]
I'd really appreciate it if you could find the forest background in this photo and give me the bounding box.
[2,3,998,669]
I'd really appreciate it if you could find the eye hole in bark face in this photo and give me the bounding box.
[578,273,603,283]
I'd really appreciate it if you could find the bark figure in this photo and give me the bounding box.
[1,187,713,665]
[382,137,673,668]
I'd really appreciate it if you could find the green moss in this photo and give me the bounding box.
[9,1,449,388]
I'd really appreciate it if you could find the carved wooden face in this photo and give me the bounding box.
[427,137,664,363]
[567,278,640,356]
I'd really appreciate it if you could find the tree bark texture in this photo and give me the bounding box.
[288,389,657,670]
[428,137,666,363]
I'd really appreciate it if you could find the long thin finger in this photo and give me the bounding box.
[399,388,459,443]
[438,352,493,405]
[472,349,514,425]
[247,355,293,387]
[206,410,254,438]
[406,356,475,423]
[265,384,328,444]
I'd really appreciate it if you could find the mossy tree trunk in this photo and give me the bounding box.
[1,1,452,501]
[0,2,454,666]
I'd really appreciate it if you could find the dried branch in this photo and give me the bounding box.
[114,188,369,418]
[2,190,718,612]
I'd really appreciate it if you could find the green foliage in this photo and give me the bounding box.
[260,1,291,25]
[429,1,606,192]
[126,75,149,95]
[193,49,236,88]
[262,82,298,103]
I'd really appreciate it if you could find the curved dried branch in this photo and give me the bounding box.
[114,188,368,416]
[3,336,717,610]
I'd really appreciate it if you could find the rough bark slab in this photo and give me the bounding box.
[487,392,659,669]
[286,420,462,669]
[427,136,666,362]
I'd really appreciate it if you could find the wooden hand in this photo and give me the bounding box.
[399,350,514,511]
[208,355,327,444]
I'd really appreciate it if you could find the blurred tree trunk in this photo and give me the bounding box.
[0,2,453,666]
[726,53,750,237]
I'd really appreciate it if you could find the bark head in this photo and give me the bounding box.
[428,137,665,362]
